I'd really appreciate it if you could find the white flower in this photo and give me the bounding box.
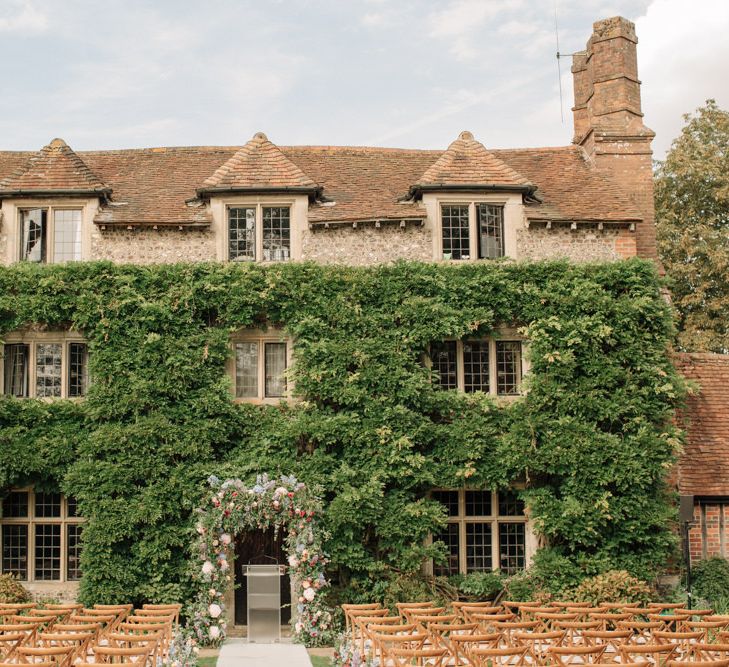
[220,533,232,546]
[274,486,288,497]
[302,580,311,589]
[209,603,222,618]
[303,587,316,602]
[295,621,304,633]
[202,561,214,575]
[288,555,299,568]
[209,626,220,640]
[209,588,217,597]
[220,560,229,571]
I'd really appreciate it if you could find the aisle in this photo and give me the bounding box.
[216,638,313,667]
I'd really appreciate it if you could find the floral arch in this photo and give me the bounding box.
[188,474,332,647]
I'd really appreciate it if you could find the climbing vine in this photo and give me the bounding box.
[191,474,331,646]
[0,259,684,613]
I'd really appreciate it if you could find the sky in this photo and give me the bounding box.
[0,0,727,159]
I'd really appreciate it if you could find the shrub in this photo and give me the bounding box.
[450,571,504,600]
[692,557,729,606]
[571,570,651,605]
[0,574,30,603]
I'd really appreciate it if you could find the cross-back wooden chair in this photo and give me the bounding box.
[91,645,152,664]
[449,632,501,665]
[513,629,567,663]
[427,621,478,656]
[117,623,165,665]
[15,645,75,666]
[372,631,429,667]
[0,663,55,667]
[401,607,446,623]
[350,609,391,653]
[687,621,729,643]
[470,645,529,666]
[648,613,693,632]
[554,619,602,644]
[457,604,502,622]
[494,620,541,645]
[37,631,94,664]
[588,612,634,631]
[581,629,631,662]
[536,612,579,631]
[546,644,608,665]
[473,612,516,632]
[390,646,448,666]
[619,642,678,665]
[141,603,180,626]
[691,643,729,662]
[666,661,729,667]
[341,603,381,634]
[616,620,663,644]
[552,601,593,610]
[653,630,703,660]
[396,602,434,618]
[0,624,30,662]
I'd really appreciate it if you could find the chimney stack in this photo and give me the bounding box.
[572,17,657,260]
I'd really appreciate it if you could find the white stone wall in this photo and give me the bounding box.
[25,580,80,603]
[91,227,216,263]
[516,226,622,262]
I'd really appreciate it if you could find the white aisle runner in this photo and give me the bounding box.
[216,638,313,667]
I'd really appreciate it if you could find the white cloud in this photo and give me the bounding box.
[0,0,48,33]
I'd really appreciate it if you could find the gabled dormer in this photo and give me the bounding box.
[198,132,319,263]
[0,138,110,264]
[410,131,535,262]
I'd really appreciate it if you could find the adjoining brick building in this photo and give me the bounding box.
[0,14,725,607]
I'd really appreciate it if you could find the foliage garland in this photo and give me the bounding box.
[0,259,684,614]
[190,474,331,646]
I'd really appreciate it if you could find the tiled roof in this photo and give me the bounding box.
[200,132,318,194]
[0,138,109,197]
[412,131,532,192]
[675,353,729,497]
[0,138,642,226]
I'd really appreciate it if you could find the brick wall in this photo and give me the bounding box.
[688,502,729,564]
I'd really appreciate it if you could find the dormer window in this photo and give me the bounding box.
[440,203,504,261]
[228,205,291,262]
[20,208,82,263]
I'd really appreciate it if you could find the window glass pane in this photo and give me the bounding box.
[465,491,492,517]
[496,341,522,395]
[235,342,259,398]
[466,523,493,572]
[1,525,28,579]
[463,340,490,393]
[498,490,525,517]
[477,204,504,259]
[431,341,457,390]
[68,343,89,397]
[262,207,291,262]
[499,523,525,574]
[20,208,47,262]
[433,523,460,576]
[35,492,62,518]
[34,524,61,580]
[441,205,470,260]
[67,524,83,580]
[228,208,256,261]
[432,490,459,517]
[3,344,29,397]
[2,491,29,518]
[264,342,287,398]
[53,210,82,262]
[67,497,79,518]
[36,343,62,398]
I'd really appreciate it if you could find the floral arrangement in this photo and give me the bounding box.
[188,474,333,647]
[333,631,380,667]
[163,627,199,666]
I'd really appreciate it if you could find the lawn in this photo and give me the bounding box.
[198,658,218,667]
[309,657,332,667]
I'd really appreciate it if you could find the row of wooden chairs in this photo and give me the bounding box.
[0,602,181,665]
[342,600,729,666]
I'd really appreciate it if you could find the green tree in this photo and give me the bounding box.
[656,99,729,352]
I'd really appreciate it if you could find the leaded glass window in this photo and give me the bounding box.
[433,523,459,576]
[20,209,47,263]
[233,333,290,401]
[496,341,522,395]
[228,207,256,261]
[430,341,457,390]
[35,343,62,398]
[1,525,28,579]
[262,207,291,262]
[3,344,29,397]
[463,340,490,393]
[68,343,89,398]
[499,523,526,574]
[53,210,82,262]
[477,204,504,259]
[235,342,259,398]
[67,524,83,580]
[264,342,287,398]
[441,205,470,260]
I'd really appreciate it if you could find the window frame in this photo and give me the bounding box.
[226,203,293,263]
[229,329,293,404]
[1,331,89,400]
[17,206,83,264]
[0,487,85,583]
[427,336,526,397]
[430,488,528,576]
[437,201,506,262]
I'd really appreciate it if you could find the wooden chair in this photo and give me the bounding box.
[341,603,380,634]
[470,645,529,666]
[390,646,448,666]
[372,631,428,666]
[449,632,501,666]
[552,601,593,609]
[691,643,729,662]
[427,622,478,658]
[116,623,165,664]
[546,644,608,665]
[457,604,502,622]
[616,620,663,643]
[653,629,703,658]
[536,612,579,631]
[554,619,601,644]
[400,607,446,623]
[92,645,152,664]
[0,663,55,667]
[513,629,566,663]
[619,642,678,665]
[0,625,30,661]
[667,661,729,667]
[472,612,516,632]
[581,630,631,662]
[494,620,541,645]
[349,609,392,653]
[15,645,75,665]
[588,612,633,631]
[36,631,94,662]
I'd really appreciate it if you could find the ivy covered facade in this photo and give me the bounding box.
[0,14,691,631]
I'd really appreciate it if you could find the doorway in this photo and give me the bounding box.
[234,526,292,626]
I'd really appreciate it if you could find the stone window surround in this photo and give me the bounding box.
[0,487,84,584]
[2,197,100,265]
[1,330,88,400]
[426,487,537,576]
[209,194,309,263]
[426,329,531,399]
[227,328,294,405]
[422,192,523,262]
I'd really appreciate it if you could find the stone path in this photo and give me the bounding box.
[216,638,313,667]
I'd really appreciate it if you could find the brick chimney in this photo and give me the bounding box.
[572,17,657,260]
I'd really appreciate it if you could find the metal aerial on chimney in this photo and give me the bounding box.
[553,1,580,124]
